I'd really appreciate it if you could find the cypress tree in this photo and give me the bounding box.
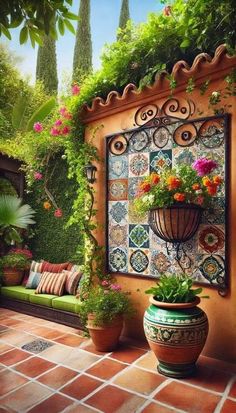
[73,0,92,82]
[117,0,130,39]
[36,35,58,94]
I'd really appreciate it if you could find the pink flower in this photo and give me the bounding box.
[192,158,218,176]
[54,119,62,126]
[10,248,33,259]
[62,126,70,135]
[33,122,43,132]
[54,208,63,218]
[72,84,80,95]
[34,172,43,180]
[110,284,122,291]
[50,127,60,136]
[59,106,67,116]
[195,195,204,206]
[101,280,109,287]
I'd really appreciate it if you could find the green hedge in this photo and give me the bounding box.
[26,156,82,263]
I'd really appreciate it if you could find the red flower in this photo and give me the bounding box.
[192,183,201,190]
[213,175,223,185]
[167,176,181,190]
[140,182,151,193]
[54,209,63,218]
[150,173,160,185]
[174,193,185,202]
[207,184,218,196]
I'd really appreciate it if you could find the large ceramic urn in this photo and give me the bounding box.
[143,296,208,378]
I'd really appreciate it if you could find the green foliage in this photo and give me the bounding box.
[145,274,205,303]
[73,0,92,82]
[0,252,29,270]
[117,0,130,40]
[0,0,78,46]
[79,282,135,326]
[36,34,58,94]
[0,178,17,197]
[26,98,56,131]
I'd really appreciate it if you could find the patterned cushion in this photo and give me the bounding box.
[25,271,41,289]
[41,261,69,273]
[63,269,83,295]
[35,271,67,296]
[30,260,43,273]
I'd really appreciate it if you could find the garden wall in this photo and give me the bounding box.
[82,46,236,363]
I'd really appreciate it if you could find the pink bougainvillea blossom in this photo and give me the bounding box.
[54,119,63,126]
[50,127,60,136]
[34,172,43,180]
[54,208,63,218]
[59,106,67,116]
[101,280,109,287]
[110,284,122,291]
[62,126,70,135]
[192,158,218,177]
[72,84,80,95]
[33,122,43,132]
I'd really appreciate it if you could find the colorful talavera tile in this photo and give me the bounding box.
[198,225,225,254]
[198,118,224,149]
[108,179,128,201]
[128,201,148,225]
[129,153,149,177]
[129,249,149,274]
[150,150,172,173]
[202,198,225,225]
[128,130,150,152]
[198,254,224,283]
[172,147,197,168]
[152,126,171,149]
[109,247,128,272]
[150,231,166,252]
[150,251,171,276]
[109,155,128,179]
[109,201,128,224]
[128,177,142,200]
[129,224,149,248]
[109,224,128,247]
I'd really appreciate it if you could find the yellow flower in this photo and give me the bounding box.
[43,201,51,210]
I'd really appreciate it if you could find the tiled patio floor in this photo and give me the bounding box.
[0,308,235,413]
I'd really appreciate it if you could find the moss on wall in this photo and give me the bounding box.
[26,156,82,263]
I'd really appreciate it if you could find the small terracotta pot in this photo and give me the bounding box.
[87,314,123,352]
[144,296,209,378]
[2,267,24,286]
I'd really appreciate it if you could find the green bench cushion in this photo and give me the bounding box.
[52,295,82,314]
[1,286,36,301]
[29,293,58,307]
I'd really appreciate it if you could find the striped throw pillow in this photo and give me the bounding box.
[41,261,69,273]
[63,269,83,295]
[35,271,67,296]
[25,271,41,289]
[30,260,43,273]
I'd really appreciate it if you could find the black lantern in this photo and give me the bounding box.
[85,163,97,184]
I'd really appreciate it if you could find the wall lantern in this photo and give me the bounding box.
[85,163,97,184]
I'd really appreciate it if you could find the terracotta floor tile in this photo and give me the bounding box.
[62,349,101,371]
[135,351,158,372]
[0,369,28,396]
[54,333,86,347]
[113,366,166,395]
[120,336,150,350]
[64,404,99,413]
[141,402,180,413]
[0,318,27,327]
[0,309,19,317]
[0,348,31,366]
[229,379,236,398]
[182,364,232,393]
[40,344,73,363]
[86,358,127,380]
[13,356,56,377]
[199,356,236,374]
[80,339,111,355]
[0,343,13,354]
[0,330,34,347]
[110,345,146,363]
[220,398,236,413]
[28,393,74,413]
[154,381,221,413]
[86,384,146,413]
[1,382,53,411]
[29,326,65,340]
[0,325,9,332]
[61,374,103,400]
[37,365,78,389]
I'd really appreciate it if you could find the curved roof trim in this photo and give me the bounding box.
[81,45,236,124]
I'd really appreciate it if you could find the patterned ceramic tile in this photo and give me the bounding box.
[129,249,149,274]
[108,179,128,201]
[129,153,149,177]
[150,251,171,276]
[198,254,225,284]
[128,201,148,225]
[109,201,128,224]
[109,155,128,179]
[128,178,142,200]
[150,150,172,173]
[128,130,150,153]
[172,147,197,167]
[198,225,225,254]
[109,225,128,248]
[129,224,149,248]
[109,247,128,272]
[202,198,225,225]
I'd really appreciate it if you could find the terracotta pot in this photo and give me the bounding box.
[143,296,209,378]
[148,204,203,243]
[2,267,24,286]
[87,314,123,352]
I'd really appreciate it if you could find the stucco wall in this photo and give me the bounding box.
[84,60,236,363]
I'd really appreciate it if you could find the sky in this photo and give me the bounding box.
[3,0,162,86]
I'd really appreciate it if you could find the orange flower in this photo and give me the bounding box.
[43,201,51,210]
[213,175,223,185]
[174,193,185,202]
[167,176,182,190]
[192,183,200,190]
[140,182,151,193]
[202,176,212,187]
[150,173,160,185]
[207,184,218,196]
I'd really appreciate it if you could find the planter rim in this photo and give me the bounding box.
[149,203,204,211]
[149,295,200,308]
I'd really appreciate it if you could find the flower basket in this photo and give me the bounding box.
[148,203,203,243]
[2,267,24,286]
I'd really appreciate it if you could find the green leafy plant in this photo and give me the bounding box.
[145,274,207,303]
[0,252,30,270]
[78,281,135,327]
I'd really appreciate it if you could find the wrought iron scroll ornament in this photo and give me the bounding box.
[106,98,228,296]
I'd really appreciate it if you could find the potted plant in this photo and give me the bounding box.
[0,250,32,286]
[78,280,135,351]
[134,158,223,243]
[143,274,209,378]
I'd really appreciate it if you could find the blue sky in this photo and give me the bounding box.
[3,0,162,85]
